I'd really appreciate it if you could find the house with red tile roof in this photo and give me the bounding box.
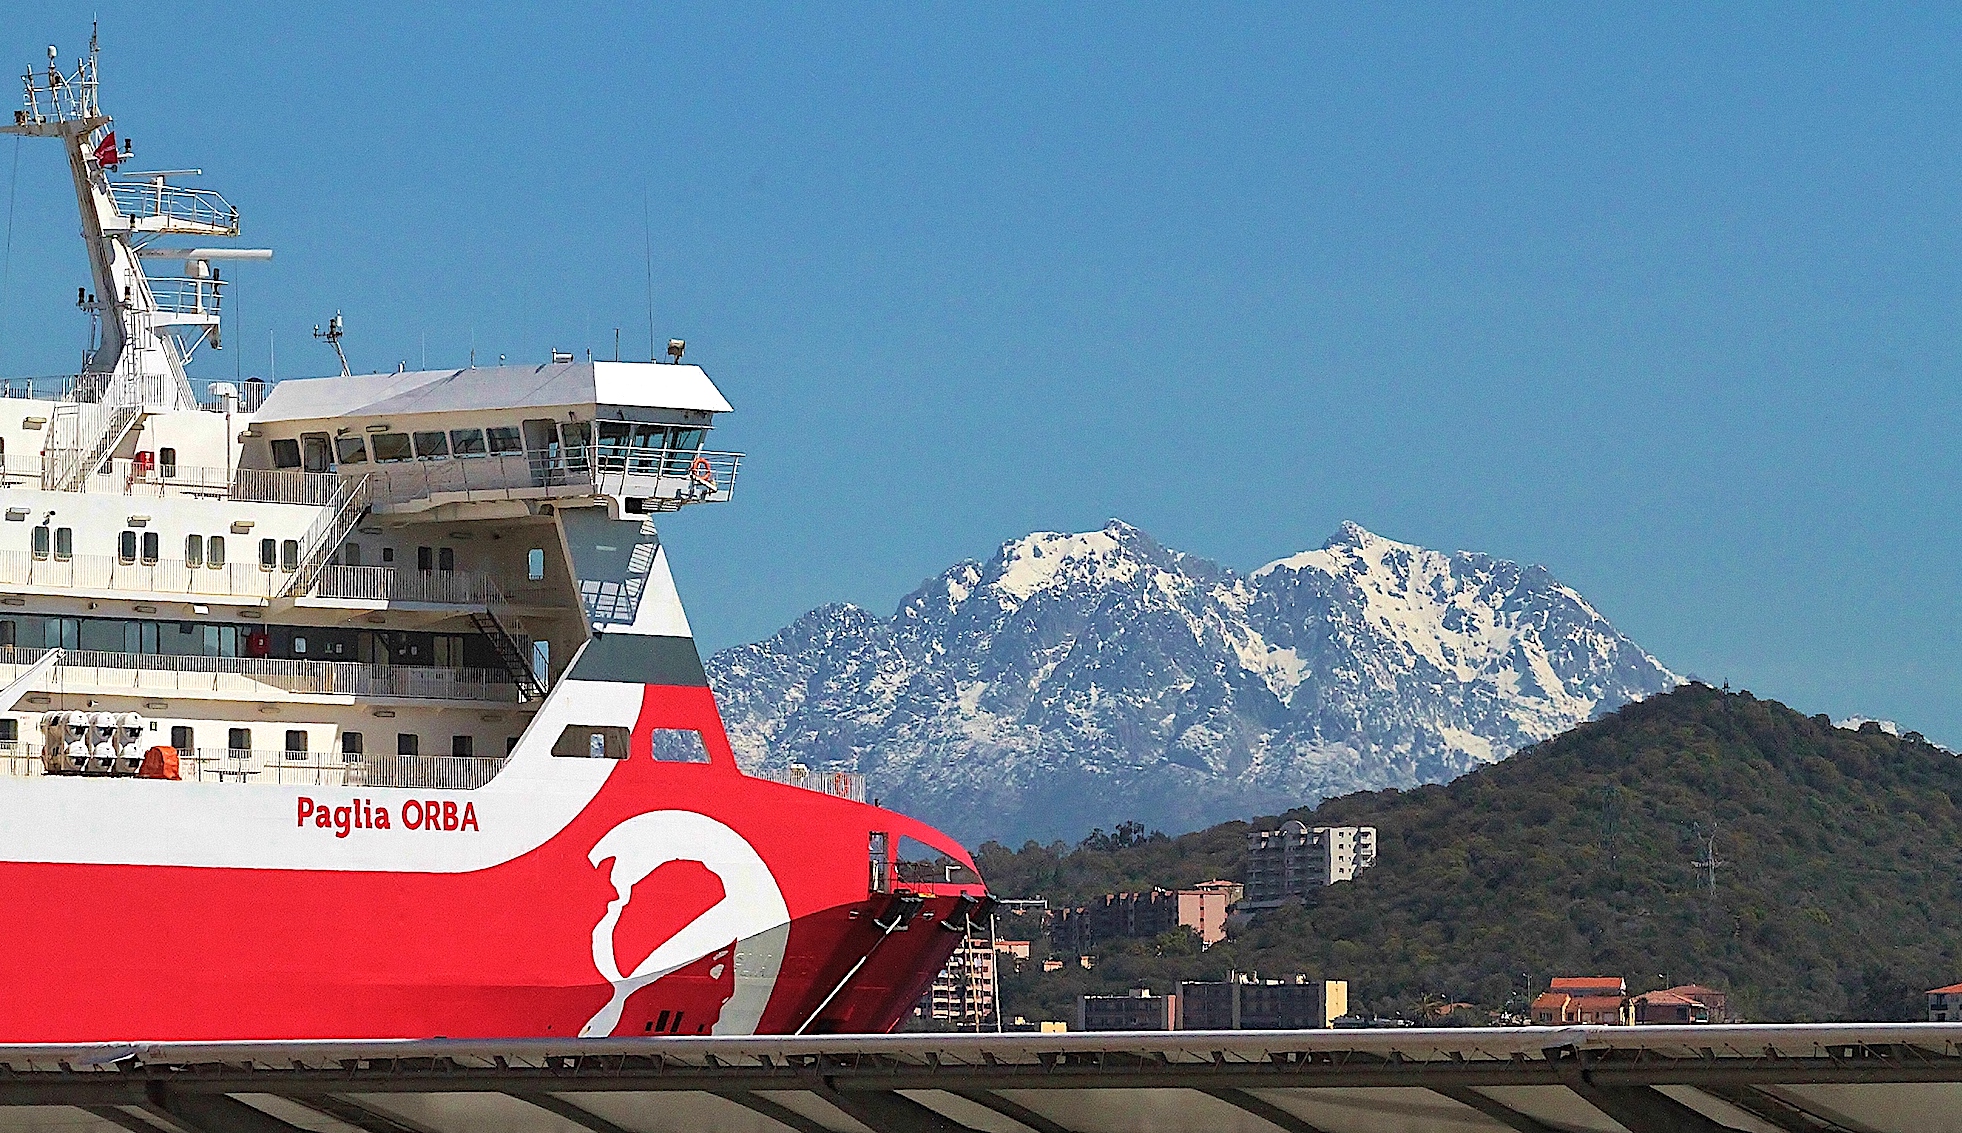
[1928,982,1962,1022]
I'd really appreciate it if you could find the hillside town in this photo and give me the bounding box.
[905,820,1833,1032]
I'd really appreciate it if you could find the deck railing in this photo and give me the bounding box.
[355,445,741,511]
[744,765,867,803]
[0,743,509,790]
[0,550,287,598]
[311,564,502,606]
[0,647,519,703]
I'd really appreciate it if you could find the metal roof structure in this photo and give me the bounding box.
[254,362,733,424]
[2,1024,1959,1133]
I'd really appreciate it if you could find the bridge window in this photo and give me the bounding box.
[450,428,486,456]
[649,728,711,764]
[552,725,629,759]
[185,534,203,567]
[270,439,302,469]
[370,433,412,463]
[412,431,448,459]
[300,433,333,473]
[486,425,523,454]
[335,435,368,465]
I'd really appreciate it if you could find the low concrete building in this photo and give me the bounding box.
[1053,885,1235,950]
[1930,983,1962,1022]
[1242,821,1377,909]
[1079,988,1177,1032]
[1176,974,1347,1030]
[1531,978,1630,1026]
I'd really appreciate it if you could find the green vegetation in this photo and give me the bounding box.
[977,684,1962,1023]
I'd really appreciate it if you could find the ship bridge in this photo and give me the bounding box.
[250,361,740,519]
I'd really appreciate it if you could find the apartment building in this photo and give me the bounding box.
[1175,974,1348,1030]
[1242,821,1378,909]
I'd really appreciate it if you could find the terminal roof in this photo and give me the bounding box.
[253,361,732,424]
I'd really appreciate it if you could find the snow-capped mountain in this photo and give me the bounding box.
[708,521,1675,845]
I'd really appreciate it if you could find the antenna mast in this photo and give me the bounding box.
[313,311,348,376]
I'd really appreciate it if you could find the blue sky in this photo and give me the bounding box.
[6,5,1962,742]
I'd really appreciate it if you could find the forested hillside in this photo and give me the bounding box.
[978,684,1962,1023]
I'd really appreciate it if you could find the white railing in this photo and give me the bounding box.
[355,445,741,511]
[0,743,509,790]
[311,564,502,606]
[283,474,372,597]
[745,765,867,803]
[109,180,239,235]
[0,550,287,598]
[145,276,225,317]
[197,381,271,412]
[8,459,342,504]
[0,647,519,703]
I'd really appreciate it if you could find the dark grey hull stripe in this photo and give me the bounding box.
[567,633,708,687]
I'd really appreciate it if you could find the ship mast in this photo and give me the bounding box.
[0,29,256,411]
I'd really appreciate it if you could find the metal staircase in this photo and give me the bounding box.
[470,606,546,702]
[281,476,373,598]
[42,402,140,491]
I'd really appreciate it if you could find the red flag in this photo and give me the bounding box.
[93,132,119,168]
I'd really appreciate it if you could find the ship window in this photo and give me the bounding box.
[0,620,12,647]
[650,728,712,764]
[341,731,363,760]
[270,438,302,469]
[335,435,368,465]
[227,727,251,754]
[527,548,545,581]
[552,725,630,759]
[371,433,413,462]
[452,734,474,757]
[119,530,138,563]
[486,425,524,454]
[260,538,277,570]
[281,539,300,571]
[170,725,192,751]
[293,636,307,655]
[397,733,419,757]
[342,542,361,567]
[433,634,465,667]
[417,546,433,572]
[285,730,308,758]
[185,534,203,567]
[666,428,705,473]
[531,640,549,686]
[54,527,72,560]
[450,428,486,456]
[31,525,49,559]
[413,430,449,459]
[300,433,334,473]
[141,531,158,564]
[158,447,177,477]
[207,535,225,567]
[438,547,455,572]
[381,546,395,563]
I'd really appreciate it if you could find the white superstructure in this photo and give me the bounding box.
[0,36,790,797]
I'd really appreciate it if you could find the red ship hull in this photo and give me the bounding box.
[0,679,988,1041]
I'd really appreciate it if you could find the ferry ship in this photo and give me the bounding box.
[0,36,989,1041]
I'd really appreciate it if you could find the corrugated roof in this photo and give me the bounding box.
[0,1024,1956,1132]
[255,361,732,424]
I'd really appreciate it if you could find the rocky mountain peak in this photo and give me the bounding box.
[708,521,1675,844]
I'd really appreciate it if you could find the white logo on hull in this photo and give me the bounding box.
[580,810,790,1037]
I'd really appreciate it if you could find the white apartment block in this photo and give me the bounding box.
[1242,821,1378,909]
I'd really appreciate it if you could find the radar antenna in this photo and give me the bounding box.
[313,311,348,376]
